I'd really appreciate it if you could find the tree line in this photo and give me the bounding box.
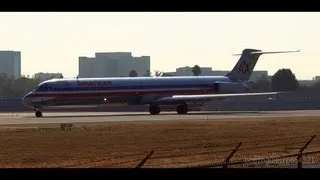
[0,74,40,98]
[0,73,64,98]
[0,66,316,98]
[128,65,316,92]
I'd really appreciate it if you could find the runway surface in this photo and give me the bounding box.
[1,110,320,125]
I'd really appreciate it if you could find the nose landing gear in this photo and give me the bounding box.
[35,109,43,117]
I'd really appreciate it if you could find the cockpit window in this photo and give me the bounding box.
[36,83,52,91]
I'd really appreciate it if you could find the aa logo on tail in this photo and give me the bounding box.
[239,61,249,74]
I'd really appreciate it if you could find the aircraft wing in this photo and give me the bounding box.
[152,92,283,104]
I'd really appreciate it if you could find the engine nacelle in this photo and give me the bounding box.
[212,82,249,93]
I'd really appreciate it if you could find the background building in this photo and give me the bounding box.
[34,72,63,82]
[79,57,94,78]
[78,52,150,78]
[176,66,213,76]
[169,66,268,82]
[0,50,21,79]
[313,76,320,82]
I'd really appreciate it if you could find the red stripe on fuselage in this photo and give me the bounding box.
[27,89,213,98]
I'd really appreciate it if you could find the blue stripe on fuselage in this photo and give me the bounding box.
[34,76,232,92]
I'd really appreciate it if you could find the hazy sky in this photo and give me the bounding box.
[0,12,318,80]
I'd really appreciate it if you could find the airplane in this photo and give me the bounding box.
[22,48,300,117]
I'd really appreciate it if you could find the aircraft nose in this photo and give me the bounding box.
[22,92,32,108]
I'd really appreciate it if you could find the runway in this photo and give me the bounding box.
[1,110,320,125]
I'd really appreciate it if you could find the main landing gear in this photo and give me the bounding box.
[149,104,160,115]
[176,103,188,114]
[149,103,189,115]
[35,109,43,117]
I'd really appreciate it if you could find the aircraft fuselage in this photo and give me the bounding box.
[22,76,240,109]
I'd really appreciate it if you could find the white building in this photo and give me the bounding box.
[176,66,213,76]
[34,72,63,82]
[79,52,150,78]
[0,50,21,79]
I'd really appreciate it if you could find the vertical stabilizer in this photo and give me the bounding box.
[226,49,300,81]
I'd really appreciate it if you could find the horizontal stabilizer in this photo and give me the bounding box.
[233,50,300,56]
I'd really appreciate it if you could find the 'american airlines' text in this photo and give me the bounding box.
[77,81,112,87]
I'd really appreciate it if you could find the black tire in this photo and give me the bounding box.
[177,104,188,114]
[149,104,160,115]
[35,110,42,117]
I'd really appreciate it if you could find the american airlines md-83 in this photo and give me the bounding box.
[22,49,299,117]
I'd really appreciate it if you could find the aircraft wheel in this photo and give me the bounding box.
[177,104,188,114]
[149,104,160,115]
[35,110,43,117]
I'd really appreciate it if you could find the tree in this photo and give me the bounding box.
[129,70,138,77]
[143,69,151,77]
[154,70,163,77]
[271,68,299,91]
[249,74,271,92]
[192,65,201,76]
[0,73,39,98]
[310,81,320,90]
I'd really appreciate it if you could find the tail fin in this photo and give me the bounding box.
[226,49,300,81]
